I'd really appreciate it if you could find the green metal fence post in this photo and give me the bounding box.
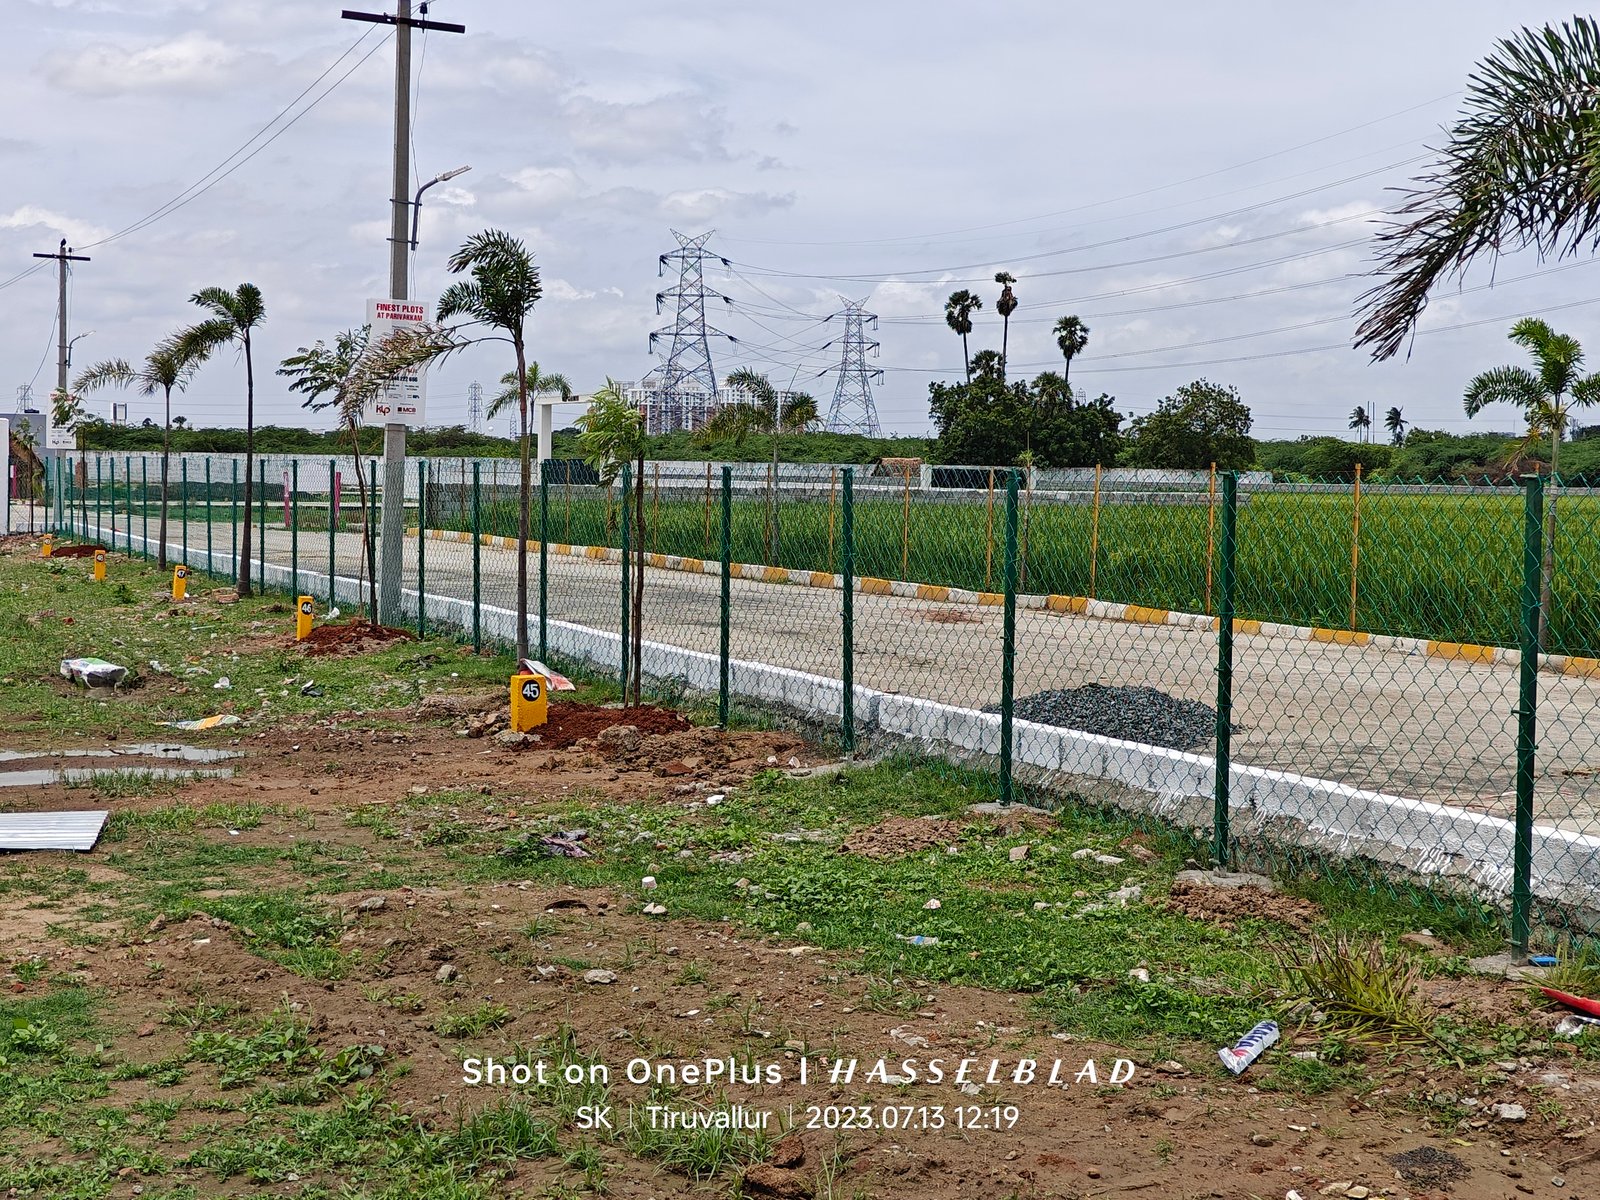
[368,458,379,620]
[840,467,855,750]
[258,459,267,591]
[291,460,300,598]
[142,458,150,557]
[124,456,132,555]
[416,459,427,638]
[205,459,213,572]
[1213,471,1239,867]
[720,465,733,728]
[95,457,104,541]
[539,462,550,662]
[229,460,237,573]
[620,463,632,692]
[1513,474,1544,954]
[471,461,482,652]
[180,458,189,565]
[999,469,1020,805]
[108,457,116,549]
[328,459,338,608]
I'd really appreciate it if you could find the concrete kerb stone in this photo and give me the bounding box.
[92,522,1600,916]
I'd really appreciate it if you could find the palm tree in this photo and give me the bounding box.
[576,380,647,705]
[278,326,381,625]
[1355,18,1600,359]
[995,272,1018,379]
[177,284,266,595]
[1053,315,1089,389]
[1384,406,1408,446]
[701,368,819,565]
[1347,406,1371,442]
[435,230,545,660]
[1464,317,1600,648]
[75,336,204,569]
[944,290,983,383]
[489,363,572,447]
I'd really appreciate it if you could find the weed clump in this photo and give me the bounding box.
[1277,933,1434,1043]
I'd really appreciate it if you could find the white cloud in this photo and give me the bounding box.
[658,187,793,224]
[506,167,588,213]
[561,93,732,164]
[42,32,248,95]
[0,204,110,246]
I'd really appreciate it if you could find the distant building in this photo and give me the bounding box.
[621,376,792,437]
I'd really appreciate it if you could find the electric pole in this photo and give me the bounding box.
[341,1,463,624]
[32,239,90,398]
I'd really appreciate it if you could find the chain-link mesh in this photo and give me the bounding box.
[59,454,1600,947]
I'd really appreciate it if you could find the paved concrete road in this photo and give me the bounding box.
[95,515,1600,832]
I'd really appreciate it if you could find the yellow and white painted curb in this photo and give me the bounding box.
[408,526,1594,678]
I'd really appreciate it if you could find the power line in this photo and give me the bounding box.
[730,209,1378,286]
[76,28,392,252]
[722,90,1460,248]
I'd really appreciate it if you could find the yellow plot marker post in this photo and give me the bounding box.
[510,672,549,732]
[171,564,188,601]
[40,534,52,558]
[93,549,106,582]
[295,595,315,640]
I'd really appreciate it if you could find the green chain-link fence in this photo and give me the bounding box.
[48,452,1600,952]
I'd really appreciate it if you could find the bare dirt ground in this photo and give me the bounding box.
[5,703,1600,1199]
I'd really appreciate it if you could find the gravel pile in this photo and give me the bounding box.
[986,684,1223,751]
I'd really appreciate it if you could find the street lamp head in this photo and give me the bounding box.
[435,165,471,183]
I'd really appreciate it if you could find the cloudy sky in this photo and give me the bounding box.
[5,1,1596,442]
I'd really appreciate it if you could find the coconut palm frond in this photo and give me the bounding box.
[1354,18,1600,360]
[486,364,572,421]
[72,358,135,394]
[1463,364,1544,417]
[781,392,818,431]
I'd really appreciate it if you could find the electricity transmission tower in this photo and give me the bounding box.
[466,380,483,432]
[821,300,883,436]
[15,384,34,411]
[648,230,736,434]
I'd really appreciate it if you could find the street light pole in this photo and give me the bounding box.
[410,165,471,251]
[342,1,464,626]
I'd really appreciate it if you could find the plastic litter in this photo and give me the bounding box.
[641,875,658,889]
[212,677,231,690]
[1555,1014,1600,1037]
[895,934,940,947]
[59,657,127,688]
[1542,986,1600,1018]
[519,658,576,691]
[161,714,242,731]
[1529,954,1559,967]
[538,834,590,858]
[1218,1020,1279,1075]
[299,681,323,697]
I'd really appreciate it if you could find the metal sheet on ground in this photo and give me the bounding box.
[0,809,109,851]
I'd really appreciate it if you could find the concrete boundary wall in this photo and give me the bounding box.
[92,523,1600,918]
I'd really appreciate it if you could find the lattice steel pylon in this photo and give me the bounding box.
[648,230,737,434]
[821,299,883,436]
[467,380,483,432]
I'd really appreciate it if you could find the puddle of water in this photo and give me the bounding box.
[0,766,235,788]
[0,743,241,764]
